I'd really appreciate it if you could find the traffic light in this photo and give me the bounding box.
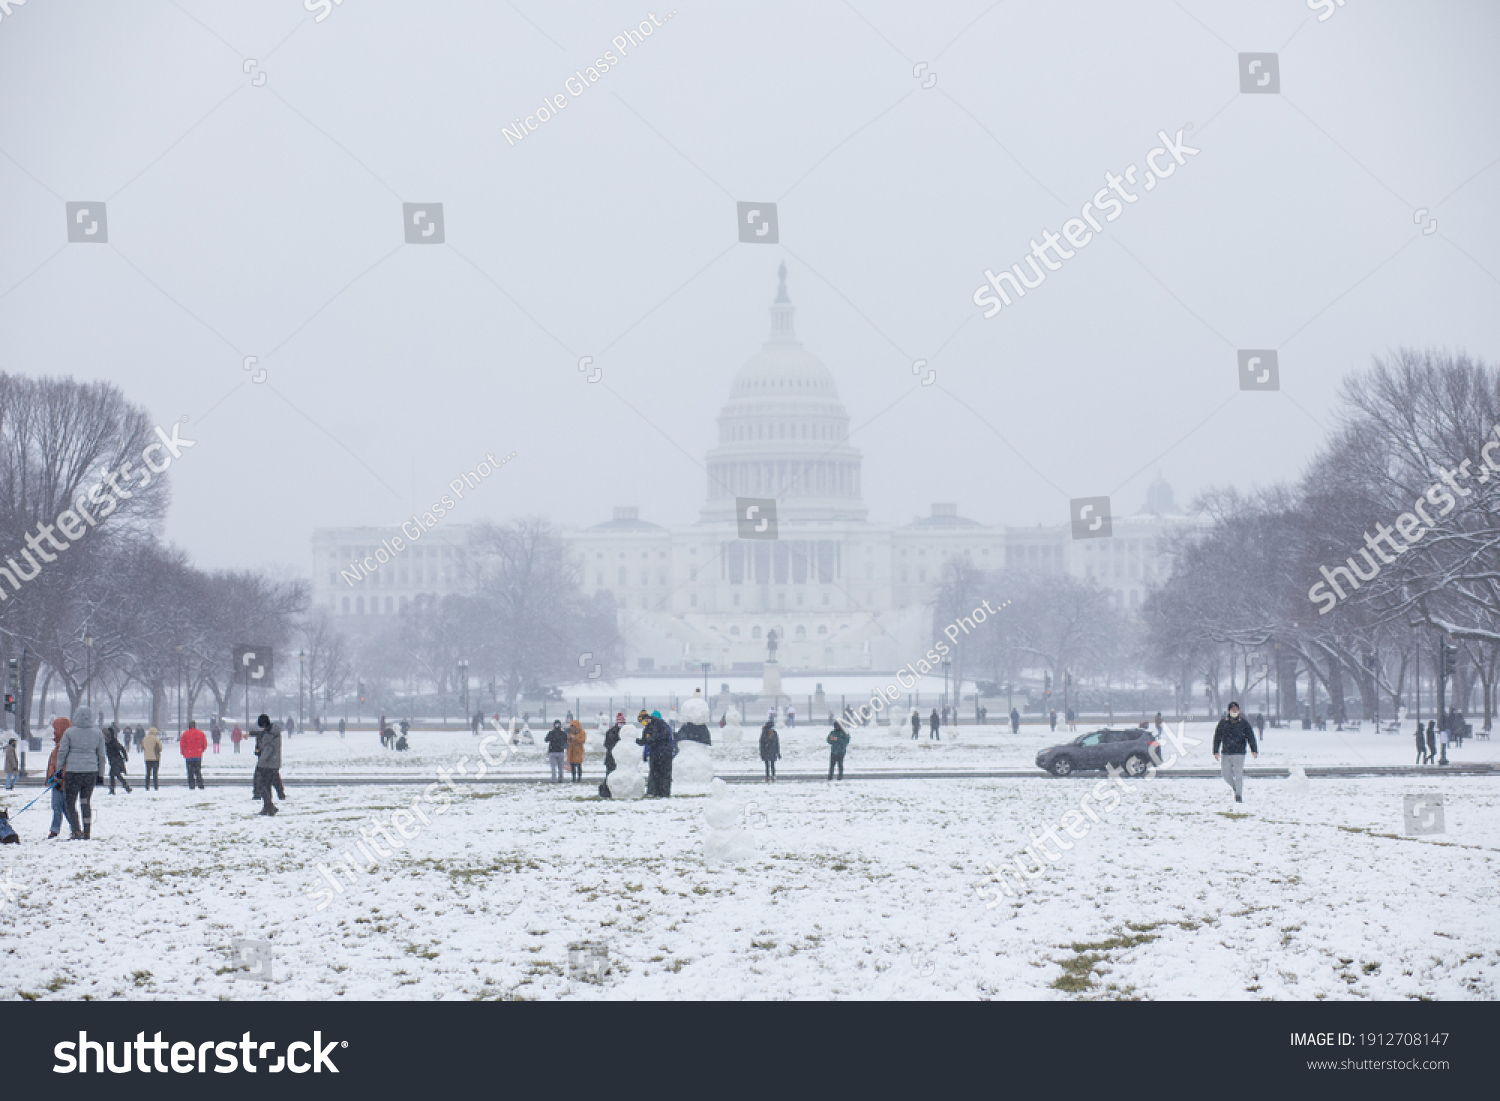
[358,679,366,704]
[3,692,13,714]
[1044,672,1052,697]
[1441,643,1458,678]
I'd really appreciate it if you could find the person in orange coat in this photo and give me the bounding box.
[45,717,70,839]
[180,721,208,790]
[565,719,587,783]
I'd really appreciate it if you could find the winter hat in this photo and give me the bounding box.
[615,712,625,723]
[70,705,96,730]
[637,710,651,726]
[651,710,662,720]
[1227,701,1241,711]
[257,713,271,729]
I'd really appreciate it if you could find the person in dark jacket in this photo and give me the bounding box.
[253,714,283,816]
[1425,721,1437,765]
[929,709,940,741]
[603,713,623,776]
[545,720,568,783]
[1212,701,1258,803]
[1415,720,1427,765]
[759,722,781,782]
[104,727,132,794]
[636,710,674,798]
[1010,707,1021,735]
[58,706,107,840]
[4,737,18,791]
[826,720,850,781]
[910,710,920,740]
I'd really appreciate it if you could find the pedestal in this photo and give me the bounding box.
[761,660,782,697]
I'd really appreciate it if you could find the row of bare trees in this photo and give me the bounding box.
[352,518,621,717]
[0,374,308,732]
[1142,349,1500,727]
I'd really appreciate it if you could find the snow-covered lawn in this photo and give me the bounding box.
[2,742,1495,1000]
[105,720,1500,779]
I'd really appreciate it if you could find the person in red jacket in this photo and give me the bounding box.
[180,721,208,790]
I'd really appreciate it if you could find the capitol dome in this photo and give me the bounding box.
[700,264,866,523]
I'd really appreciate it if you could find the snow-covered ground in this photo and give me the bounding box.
[72,719,1499,778]
[2,720,1495,1001]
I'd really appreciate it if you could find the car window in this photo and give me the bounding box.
[1079,733,1104,746]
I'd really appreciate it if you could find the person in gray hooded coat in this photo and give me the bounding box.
[57,706,107,840]
[253,713,284,816]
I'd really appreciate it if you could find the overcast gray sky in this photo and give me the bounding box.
[2,0,1497,577]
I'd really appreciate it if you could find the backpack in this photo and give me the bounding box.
[0,811,18,845]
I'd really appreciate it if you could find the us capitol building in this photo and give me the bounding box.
[311,267,1194,673]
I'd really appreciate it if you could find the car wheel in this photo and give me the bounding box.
[1123,753,1149,778]
[1050,756,1073,777]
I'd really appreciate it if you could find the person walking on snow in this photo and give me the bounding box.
[253,713,283,816]
[142,726,163,790]
[759,721,781,782]
[1414,719,1428,765]
[179,720,207,790]
[210,720,222,754]
[231,724,243,753]
[911,709,921,741]
[3,737,17,791]
[1425,720,1437,765]
[929,708,941,741]
[44,717,69,838]
[826,720,850,781]
[58,706,107,840]
[1010,708,1021,735]
[786,705,796,729]
[545,720,568,783]
[105,727,132,794]
[566,719,587,782]
[1213,701,1258,803]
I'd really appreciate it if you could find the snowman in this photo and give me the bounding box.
[673,695,716,791]
[702,778,757,863]
[718,707,744,745]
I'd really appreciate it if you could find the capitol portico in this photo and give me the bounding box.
[310,267,1197,673]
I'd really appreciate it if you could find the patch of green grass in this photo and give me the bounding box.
[1051,953,1104,992]
[1216,811,1251,820]
[45,975,71,992]
[165,821,188,827]
[18,990,40,1001]
[751,939,777,950]
[406,945,439,960]
[131,970,152,986]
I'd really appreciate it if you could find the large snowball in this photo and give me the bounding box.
[674,740,715,788]
[680,696,710,725]
[605,761,647,800]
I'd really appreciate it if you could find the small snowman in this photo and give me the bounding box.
[719,707,744,745]
[702,778,757,863]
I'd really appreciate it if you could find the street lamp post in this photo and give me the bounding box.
[84,636,93,711]
[700,661,712,712]
[458,660,469,727]
[175,644,183,737]
[941,659,951,727]
[298,650,306,728]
